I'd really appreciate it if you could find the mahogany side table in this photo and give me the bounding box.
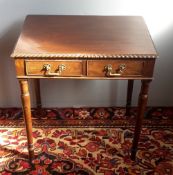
[11,15,158,160]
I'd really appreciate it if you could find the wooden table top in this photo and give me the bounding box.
[11,15,158,59]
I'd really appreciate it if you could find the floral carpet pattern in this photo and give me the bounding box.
[0,107,173,174]
[0,107,173,127]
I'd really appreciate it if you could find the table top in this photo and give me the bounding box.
[11,15,158,59]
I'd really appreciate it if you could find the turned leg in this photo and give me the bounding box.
[131,80,151,160]
[34,79,42,108]
[19,79,34,160]
[126,80,134,116]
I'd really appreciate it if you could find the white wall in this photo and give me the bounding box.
[0,0,173,107]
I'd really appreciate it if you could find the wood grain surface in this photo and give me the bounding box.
[12,15,158,58]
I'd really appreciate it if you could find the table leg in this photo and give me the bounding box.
[125,80,134,116]
[34,79,42,108]
[131,80,151,160]
[19,79,34,160]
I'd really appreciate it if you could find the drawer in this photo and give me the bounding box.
[87,60,144,77]
[25,60,83,77]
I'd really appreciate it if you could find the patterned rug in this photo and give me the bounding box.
[0,107,173,174]
[0,107,173,127]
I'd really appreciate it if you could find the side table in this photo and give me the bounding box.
[11,15,158,160]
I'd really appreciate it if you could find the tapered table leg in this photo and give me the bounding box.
[131,80,151,160]
[34,79,42,108]
[19,79,34,160]
[126,80,134,116]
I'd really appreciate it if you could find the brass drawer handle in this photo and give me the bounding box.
[43,64,66,76]
[104,64,126,77]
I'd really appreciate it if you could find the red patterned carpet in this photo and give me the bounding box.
[0,107,173,174]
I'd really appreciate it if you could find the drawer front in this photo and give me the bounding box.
[25,60,83,76]
[87,60,144,77]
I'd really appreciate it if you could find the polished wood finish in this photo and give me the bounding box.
[15,59,155,79]
[25,60,83,76]
[126,80,134,116]
[19,79,34,160]
[131,80,151,160]
[12,16,157,58]
[87,60,144,77]
[12,16,158,160]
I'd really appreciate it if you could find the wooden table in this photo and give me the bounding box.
[11,15,158,161]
